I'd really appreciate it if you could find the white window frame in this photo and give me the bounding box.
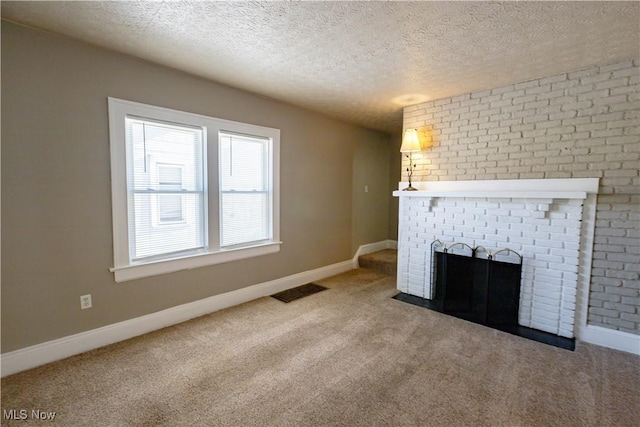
[108,98,281,282]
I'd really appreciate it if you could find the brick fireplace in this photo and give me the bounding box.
[394,178,599,339]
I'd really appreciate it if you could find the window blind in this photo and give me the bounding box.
[126,118,205,261]
[219,132,271,247]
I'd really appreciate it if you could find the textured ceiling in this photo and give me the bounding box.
[2,1,639,134]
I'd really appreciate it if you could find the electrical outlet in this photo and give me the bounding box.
[364,185,369,193]
[80,294,92,310]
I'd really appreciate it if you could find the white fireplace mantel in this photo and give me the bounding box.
[394,178,599,198]
[393,190,587,200]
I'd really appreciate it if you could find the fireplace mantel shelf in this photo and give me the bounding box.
[392,190,587,199]
[393,178,598,200]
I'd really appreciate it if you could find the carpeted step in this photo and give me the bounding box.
[358,249,397,276]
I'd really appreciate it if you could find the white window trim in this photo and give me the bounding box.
[108,97,281,282]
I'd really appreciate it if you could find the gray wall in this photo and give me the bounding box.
[403,59,640,335]
[1,22,392,352]
[352,138,391,253]
[387,132,402,240]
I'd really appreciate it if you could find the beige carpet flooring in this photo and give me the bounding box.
[2,268,639,426]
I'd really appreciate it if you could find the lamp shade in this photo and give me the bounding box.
[400,128,421,152]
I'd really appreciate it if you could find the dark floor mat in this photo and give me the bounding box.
[271,283,327,303]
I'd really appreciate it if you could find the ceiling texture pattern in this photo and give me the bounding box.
[2,1,639,134]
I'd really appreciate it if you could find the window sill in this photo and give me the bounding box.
[110,242,282,283]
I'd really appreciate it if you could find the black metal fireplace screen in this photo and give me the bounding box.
[431,241,522,327]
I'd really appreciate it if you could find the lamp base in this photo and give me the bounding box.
[402,185,418,191]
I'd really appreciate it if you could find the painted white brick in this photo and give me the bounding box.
[401,59,640,334]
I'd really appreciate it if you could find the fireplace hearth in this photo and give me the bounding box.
[393,292,576,350]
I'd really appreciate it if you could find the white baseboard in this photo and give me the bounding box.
[353,239,397,267]
[3,240,634,378]
[578,325,640,356]
[0,258,355,378]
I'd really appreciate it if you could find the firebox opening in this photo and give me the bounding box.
[433,250,522,327]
